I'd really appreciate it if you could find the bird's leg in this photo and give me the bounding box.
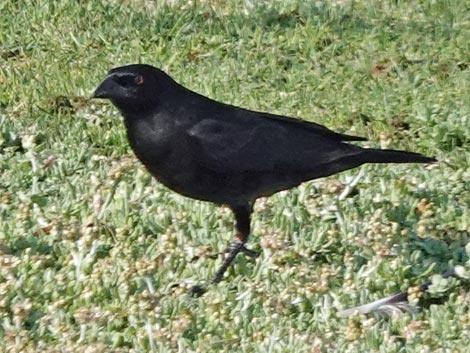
[190,204,258,296]
[221,233,259,258]
[211,204,258,284]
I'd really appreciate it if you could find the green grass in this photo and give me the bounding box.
[1,0,470,351]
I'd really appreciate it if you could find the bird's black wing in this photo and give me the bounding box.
[259,113,366,142]
[187,119,273,172]
[187,118,359,174]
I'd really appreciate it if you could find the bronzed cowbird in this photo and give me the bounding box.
[93,64,436,291]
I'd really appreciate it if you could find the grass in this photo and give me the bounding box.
[1,0,470,351]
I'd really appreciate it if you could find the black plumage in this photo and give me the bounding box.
[93,64,436,292]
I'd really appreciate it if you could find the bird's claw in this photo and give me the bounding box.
[222,241,259,259]
[240,245,259,258]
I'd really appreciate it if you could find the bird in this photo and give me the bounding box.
[92,64,436,294]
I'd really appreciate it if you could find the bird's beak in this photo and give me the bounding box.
[92,76,116,99]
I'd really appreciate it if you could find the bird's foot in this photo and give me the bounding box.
[222,240,259,259]
[189,241,259,295]
[210,240,259,284]
[240,245,260,258]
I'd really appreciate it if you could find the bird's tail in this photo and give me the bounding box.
[360,148,437,164]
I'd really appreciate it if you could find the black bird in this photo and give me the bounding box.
[93,64,436,291]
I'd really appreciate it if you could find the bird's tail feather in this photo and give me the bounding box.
[361,149,436,164]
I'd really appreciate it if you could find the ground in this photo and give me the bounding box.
[1,0,470,352]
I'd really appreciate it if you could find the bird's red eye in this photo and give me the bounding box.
[135,75,144,85]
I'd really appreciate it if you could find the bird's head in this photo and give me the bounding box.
[92,64,172,114]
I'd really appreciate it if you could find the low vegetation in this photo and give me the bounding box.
[1,1,470,351]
